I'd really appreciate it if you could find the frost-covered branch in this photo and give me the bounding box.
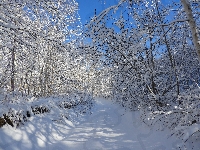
[88,0,125,26]
[159,19,189,26]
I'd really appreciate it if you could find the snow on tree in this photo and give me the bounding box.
[85,0,200,144]
[181,0,200,61]
[0,0,85,96]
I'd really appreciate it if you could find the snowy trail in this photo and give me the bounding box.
[0,97,181,150]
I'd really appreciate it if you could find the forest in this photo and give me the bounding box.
[0,0,200,149]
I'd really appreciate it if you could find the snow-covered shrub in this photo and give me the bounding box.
[140,88,200,145]
[171,88,200,142]
[0,91,94,128]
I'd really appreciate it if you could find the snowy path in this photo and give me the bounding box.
[0,97,181,150]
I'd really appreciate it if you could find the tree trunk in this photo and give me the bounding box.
[11,40,15,96]
[181,0,200,61]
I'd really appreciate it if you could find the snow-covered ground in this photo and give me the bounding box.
[0,97,196,150]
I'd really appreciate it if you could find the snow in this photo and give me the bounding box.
[0,21,20,29]
[0,97,197,150]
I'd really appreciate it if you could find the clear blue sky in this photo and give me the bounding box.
[76,0,177,25]
[76,0,118,25]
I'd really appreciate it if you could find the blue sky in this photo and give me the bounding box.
[76,0,178,25]
[76,0,118,25]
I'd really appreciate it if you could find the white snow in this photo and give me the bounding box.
[0,97,196,150]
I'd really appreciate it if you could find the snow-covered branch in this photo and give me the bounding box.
[159,19,189,26]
